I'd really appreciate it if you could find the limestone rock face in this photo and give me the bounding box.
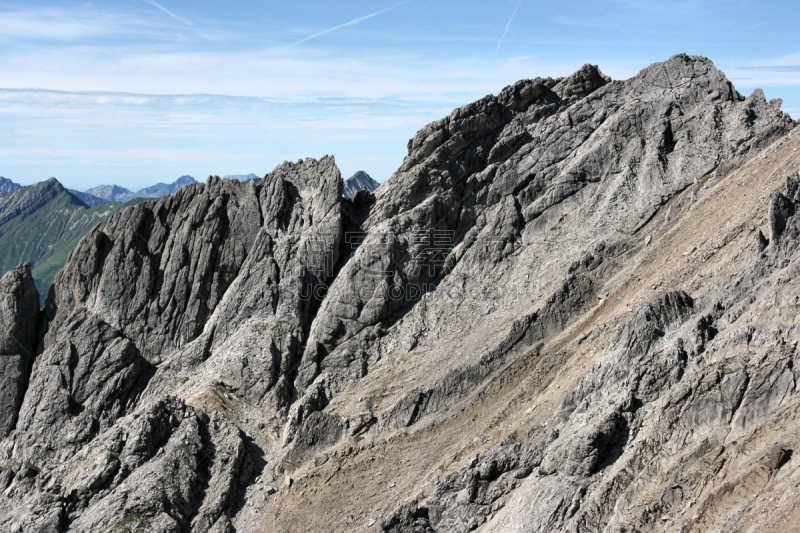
[294,53,791,400]
[2,55,800,532]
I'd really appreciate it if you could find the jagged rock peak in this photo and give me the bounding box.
[343,171,379,200]
[44,156,342,366]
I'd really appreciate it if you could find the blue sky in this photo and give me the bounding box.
[1,0,799,192]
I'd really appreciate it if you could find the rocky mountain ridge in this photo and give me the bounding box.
[0,54,799,532]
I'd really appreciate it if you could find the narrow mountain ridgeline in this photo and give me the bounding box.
[0,178,144,304]
[1,54,800,533]
[343,170,380,200]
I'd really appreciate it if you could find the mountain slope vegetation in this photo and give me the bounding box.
[0,178,143,303]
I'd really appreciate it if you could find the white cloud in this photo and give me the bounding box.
[0,6,150,41]
[725,52,800,87]
[0,44,586,103]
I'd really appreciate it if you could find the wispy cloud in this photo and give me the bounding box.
[141,0,194,25]
[737,65,800,72]
[497,0,521,52]
[0,7,138,41]
[0,45,571,101]
[0,88,441,113]
[136,0,219,40]
[0,4,223,43]
[289,0,412,47]
[725,52,800,87]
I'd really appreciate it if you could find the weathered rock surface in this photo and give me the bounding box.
[2,54,800,532]
[0,263,39,438]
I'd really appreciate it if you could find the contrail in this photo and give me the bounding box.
[497,0,521,52]
[289,0,413,47]
[140,0,216,39]
[142,0,194,26]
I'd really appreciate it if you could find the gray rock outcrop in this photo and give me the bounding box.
[1,54,800,532]
[0,263,39,438]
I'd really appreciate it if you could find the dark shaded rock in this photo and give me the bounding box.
[0,263,39,437]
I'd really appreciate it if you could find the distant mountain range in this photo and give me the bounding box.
[68,185,124,206]
[0,177,22,194]
[0,178,145,304]
[343,171,380,200]
[70,175,198,205]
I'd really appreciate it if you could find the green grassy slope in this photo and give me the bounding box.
[0,179,148,305]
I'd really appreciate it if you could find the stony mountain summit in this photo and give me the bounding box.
[0,178,22,195]
[82,183,133,203]
[1,54,800,532]
[343,170,380,200]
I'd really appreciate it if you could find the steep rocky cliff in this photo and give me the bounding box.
[1,54,799,532]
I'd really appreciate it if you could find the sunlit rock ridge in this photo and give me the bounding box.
[1,54,799,533]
